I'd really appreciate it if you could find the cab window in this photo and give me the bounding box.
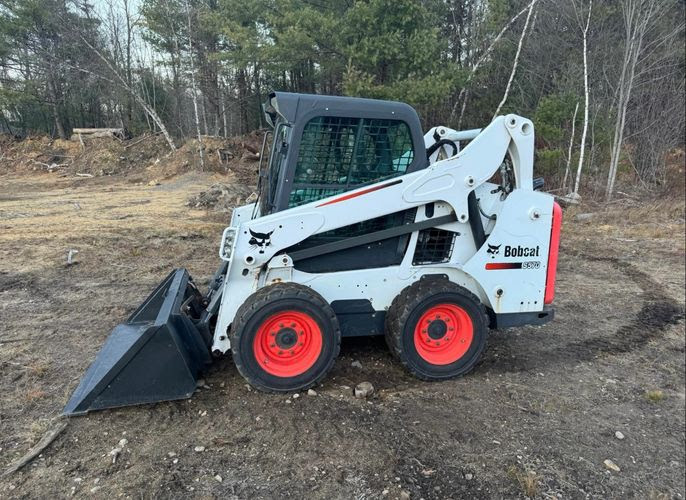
[288,116,414,207]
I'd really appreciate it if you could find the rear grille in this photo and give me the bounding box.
[413,228,455,265]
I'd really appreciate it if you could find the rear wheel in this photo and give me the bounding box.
[385,277,488,380]
[230,283,341,392]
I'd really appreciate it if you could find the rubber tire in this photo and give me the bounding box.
[385,277,488,381]
[230,282,341,392]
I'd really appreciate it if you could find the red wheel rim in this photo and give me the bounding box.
[253,310,323,377]
[413,303,473,365]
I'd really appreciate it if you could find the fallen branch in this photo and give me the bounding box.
[0,337,34,344]
[75,173,94,178]
[1,420,68,478]
[31,160,69,170]
[72,127,124,135]
[125,132,161,149]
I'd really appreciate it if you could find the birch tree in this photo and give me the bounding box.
[563,102,579,191]
[605,0,665,200]
[78,35,177,151]
[449,0,536,127]
[572,0,592,197]
[493,0,538,119]
[184,0,204,169]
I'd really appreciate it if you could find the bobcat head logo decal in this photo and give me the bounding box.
[487,243,501,258]
[249,229,274,254]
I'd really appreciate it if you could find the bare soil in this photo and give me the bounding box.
[0,169,684,499]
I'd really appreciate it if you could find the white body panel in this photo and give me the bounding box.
[211,114,553,353]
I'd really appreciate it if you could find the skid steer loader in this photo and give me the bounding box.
[64,92,562,415]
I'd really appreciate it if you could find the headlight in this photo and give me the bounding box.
[219,227,237,261]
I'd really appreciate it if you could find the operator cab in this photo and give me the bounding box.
[258,91,428,216]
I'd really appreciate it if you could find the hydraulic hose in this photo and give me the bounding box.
[426,139,458,160]
[467,191,486,250]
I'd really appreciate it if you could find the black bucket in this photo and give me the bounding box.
[64,269,213,416]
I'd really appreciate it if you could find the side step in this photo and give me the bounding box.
[63,269,213,416]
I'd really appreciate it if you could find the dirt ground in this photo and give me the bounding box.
[0,168,684,499]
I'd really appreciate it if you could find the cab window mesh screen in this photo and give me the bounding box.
[289,116,414,207]
[412,228,456,265]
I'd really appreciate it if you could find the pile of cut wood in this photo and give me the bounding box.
[70,128,128,143]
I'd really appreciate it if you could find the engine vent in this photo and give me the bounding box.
[412,228,456,265]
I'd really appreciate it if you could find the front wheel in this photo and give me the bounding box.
[385,277,488,380]
[230,283,341,392]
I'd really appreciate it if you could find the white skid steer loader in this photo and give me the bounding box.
[64,92,562,415]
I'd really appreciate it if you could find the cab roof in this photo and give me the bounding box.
[264,91,423,130]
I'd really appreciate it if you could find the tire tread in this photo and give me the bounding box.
[384,276,488,381]
[230,282,341,392]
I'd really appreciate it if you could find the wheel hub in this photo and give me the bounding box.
[427,319,447,340]
[275,327,298,349]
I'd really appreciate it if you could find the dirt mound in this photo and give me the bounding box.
[186,182,257,212]
[0,130,264,182]
[150,133,260,179]
[0,135,80,172]
[0,133,167,177]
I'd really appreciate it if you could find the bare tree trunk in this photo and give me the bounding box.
[563,101,579,191]
[123,0,133,128]
[450,0,535,127]
[254,63,264,128]
[221,80,228,138]
[47,78,66,139]
[573,0,592,196]
[184,0,205,169]
[236,69,249,134]
[79,36,176,151]
[493,0,538,119]
[605,0,659,200]
[200,94,209,136]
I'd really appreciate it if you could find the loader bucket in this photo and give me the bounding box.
[64,269,213,416]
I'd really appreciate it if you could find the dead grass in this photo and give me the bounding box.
[27,420,51,443]
[24,388,47,403]
[644,389,665,403]
[27,361,50,378]
[647,491,672,500]
[562,192,686,260]
[507,465,540,498]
